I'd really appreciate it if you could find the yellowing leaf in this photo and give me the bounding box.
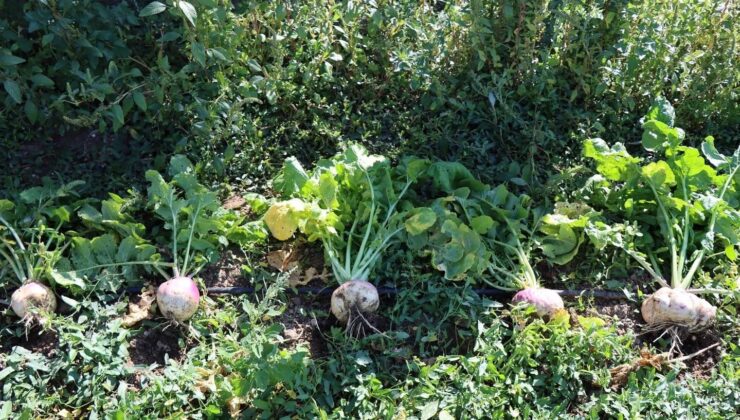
[577,315,606,330]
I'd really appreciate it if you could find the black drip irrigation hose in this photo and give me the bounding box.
[125,286,628,300]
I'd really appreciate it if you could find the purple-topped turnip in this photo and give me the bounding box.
[157,276,201,322]
[512,287,564,317]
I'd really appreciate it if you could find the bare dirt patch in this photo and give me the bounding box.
[202,248,249,288]
[277,293,333,358]
[14,328,59,357]
[128,324,186,366]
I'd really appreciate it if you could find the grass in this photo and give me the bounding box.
[2,245,738,417]
[1,0,739,417]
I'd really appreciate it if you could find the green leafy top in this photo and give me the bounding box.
[271,144,422,283]
[579,99,739,289]
[0,180,85,289]
[538,202,599,265]
[59,155,257,295]
[403,160,545,290]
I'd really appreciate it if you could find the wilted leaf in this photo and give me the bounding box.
[121,286,156,327]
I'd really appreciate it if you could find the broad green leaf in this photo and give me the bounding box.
[405,208,436,235]
[442,243,464,262]
[169,154,194,177]
[273,157,309,196]
[642,161,676,188]
[425,161,487,193]
[24,100,38,123]
[644,97,675,127]
[60,295,80,308]
[91,234,118,263]
[470,215,494,234]
[405,158,430,181]
[725,244,737,261]
[50,270,86,289]
[30,74,54,88]
[583,138,640,181]
[540,224,579,265]
[641,120,684,152]
[111,104,124,126]
[419,400,439,420]
[133,91,147,111]
[0,401,11,418]
[178,1,197,27]
[191,42,206,66]
[701,136,729,169]
[139,1,167,17]
[318,173,338,209]
[0,54,25,66]
[577,315,606,330]
[3,80,22,104]
[244,193,269,214]
[48,206,71,223]
[0,199,15,215]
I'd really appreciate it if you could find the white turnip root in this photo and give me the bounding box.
[330,280,379,324]
[156,276,200,322]
[512,287,564,317]
[641,287,716,331]
[10,282,57,320]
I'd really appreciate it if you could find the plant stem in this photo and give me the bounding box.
[181,201,203,277]
[344,216,360,277]
[676,176,692,286]
[685,288,733,295]
[681,162,739,289]
[0,247,25,283]
[167,190,179,277]
[625,249,669,288]
[646,181,679,287]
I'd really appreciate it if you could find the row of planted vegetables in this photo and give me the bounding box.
[2,100,738,348]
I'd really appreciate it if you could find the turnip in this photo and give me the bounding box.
[641,287,716,331]
[1,214,63,323]
[478,189,567,318]
[512,287,564,317]
[330,280,380,324]
[156,276,200,322]
[68,163,227,323]
[10,281,57,320]
[577,105,740,339]
[271,145,419,335]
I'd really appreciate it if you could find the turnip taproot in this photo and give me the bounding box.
[157,276,201,322]
[512,287,564,317]
[577,115,739,340]
[330,280,379,324]
[641,287,716,331]
[10,282,57,320]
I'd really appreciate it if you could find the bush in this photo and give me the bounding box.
[1,0,737,192]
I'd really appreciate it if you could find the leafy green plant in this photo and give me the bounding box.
[267,144,423,284]
[537,202,599,265]
[403,160,566,316]
[574,99,739,331]
[264,144,431,330]
[0,180,85,320]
